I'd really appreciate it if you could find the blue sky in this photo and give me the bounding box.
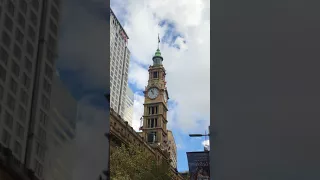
[111,0,211,172]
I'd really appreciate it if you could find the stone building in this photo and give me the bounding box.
[109,45,182,179]
[109,108,183,180]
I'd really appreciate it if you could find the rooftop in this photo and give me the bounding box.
[110,8,129,40]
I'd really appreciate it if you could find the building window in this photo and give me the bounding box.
[19,0,28,14]
[16,123,24,140]
[1,129,11,147]
[2,31,11,48]
[13,44,22,60]
[17,13,26,29]
[148,106,158,115]
[11,61,20,77]
[24,57,32,73]
[9,78,18,94]
[34,160,43,177]
[39,110,47,126]
[20,89,28,106]
[51,6,59,21]
[15,28,24,44]
[4,15,13,31]
[0,65,6,82]
[27,26,36,42]
[53,0,60,7]
[26,41,34,57]
[153,71,158,79]
[0,85,3,100]
[37,127,46,141]
[29,10,38,26]
[18,105,26,123]
[49,19,58,35]
[147,132,157,143]
[44,64,53,80]
[13,141,22,159]
[22,73,31,89]
[43,78,51,94]
[46,49,54,64]
[41,95,50,110]
[48,35,56,51]
[31,0,39,11]
[147,118,158,128]
[36,142,45,160]
[0,47,9,65]
[4,111,13,129]
[6,94,16,111]
[7,0,15,17]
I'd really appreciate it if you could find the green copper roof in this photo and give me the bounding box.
[154,48,162,58]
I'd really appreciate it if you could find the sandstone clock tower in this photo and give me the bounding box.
[141,46,169,149]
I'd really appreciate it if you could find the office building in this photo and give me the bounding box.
[123,85,134,126]
[0,0,62,179]
[110,8,131,118]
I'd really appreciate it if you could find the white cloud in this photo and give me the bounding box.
[132,93,145,131]
[176,144,183,150]
[128,62,149,90]
[202,139,210,148]
[112,0,210,133]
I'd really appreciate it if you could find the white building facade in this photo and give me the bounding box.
[123,85,134,126]
[110,8,131,118]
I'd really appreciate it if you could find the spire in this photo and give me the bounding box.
[152,48,163,65]
[158,33,160,49]
[152,34,163,66]
[155,48,161,57]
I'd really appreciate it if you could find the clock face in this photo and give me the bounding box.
[147,87,159,99]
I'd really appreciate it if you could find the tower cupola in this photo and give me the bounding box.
[152,48,163,66]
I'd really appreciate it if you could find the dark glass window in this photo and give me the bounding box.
[0,47,9,65]
[2,31,11,48]
[4,15,13,31]
[0,65,6,82]
[29,10,38,26]
[15,28,24,44]
[11,61,20,77]
[19,0,28,14]
[17,13,26,28]
[153,71,158,78]
[13,44,22,60]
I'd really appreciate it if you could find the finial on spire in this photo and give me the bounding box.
[158,33,160,49]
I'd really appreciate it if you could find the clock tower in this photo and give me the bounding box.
[141,46,169,149]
